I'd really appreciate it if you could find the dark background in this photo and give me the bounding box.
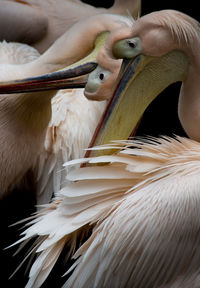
[1,1,198,287]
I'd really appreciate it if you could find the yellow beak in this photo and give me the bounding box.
[86,50,189,158]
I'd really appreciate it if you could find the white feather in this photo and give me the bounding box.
[14,137,200,287]
[36,89,107,205]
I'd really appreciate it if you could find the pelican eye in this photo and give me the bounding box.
[113,37,142,59]
[85,66,111,94]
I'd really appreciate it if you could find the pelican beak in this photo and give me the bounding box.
[0,32,109,94]
[0,62,97,94]
[86,50,189,157]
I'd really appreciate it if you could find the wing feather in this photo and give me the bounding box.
[15,136,200,287]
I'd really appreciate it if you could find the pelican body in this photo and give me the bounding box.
[14,9,200,288]
[65,9,200,287]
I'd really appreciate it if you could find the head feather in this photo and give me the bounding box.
[155,10,200,46]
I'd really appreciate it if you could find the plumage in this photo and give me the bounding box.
[36,89,106,204]
[0,41,46,198]
[15,138,200,287]
[34,10,136,204]
[14,9,200,288]
[0,9,142,287]
[0,13,134,200]
[64,138,200,287]
[0,0,141,53]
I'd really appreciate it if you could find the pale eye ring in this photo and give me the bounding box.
[127,40,136,48]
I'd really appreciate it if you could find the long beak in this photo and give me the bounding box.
[0,62,97,94]
[0,32,109,94]
[86,50,189,157]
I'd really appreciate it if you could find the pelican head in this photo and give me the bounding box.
[84,44,122,101]
[84,20,137,101]
[86,10,200,156]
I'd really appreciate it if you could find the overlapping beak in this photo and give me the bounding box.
[86,49,189,157]
[0,32,109,94]
[0,62,97,94]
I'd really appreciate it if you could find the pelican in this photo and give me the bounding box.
[26,12,136,205]
[15,9,200,288]
[0,1,141,204]
[0,12,137,287]
[0,13,136,201]
[0,0,141,53]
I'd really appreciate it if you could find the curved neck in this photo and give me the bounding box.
[30,14,133,73]
[177,33,200,141]
[178,65,200,141]
[89,50,189,157]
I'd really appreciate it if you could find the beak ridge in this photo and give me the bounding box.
[0,62,97,94]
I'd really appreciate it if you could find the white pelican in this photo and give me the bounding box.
[0,13,135,200]
[0,0,141,53]
[28,13,136,204]
[0,1,141,204]
[0,12,137,287]
[15,9,200,288]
